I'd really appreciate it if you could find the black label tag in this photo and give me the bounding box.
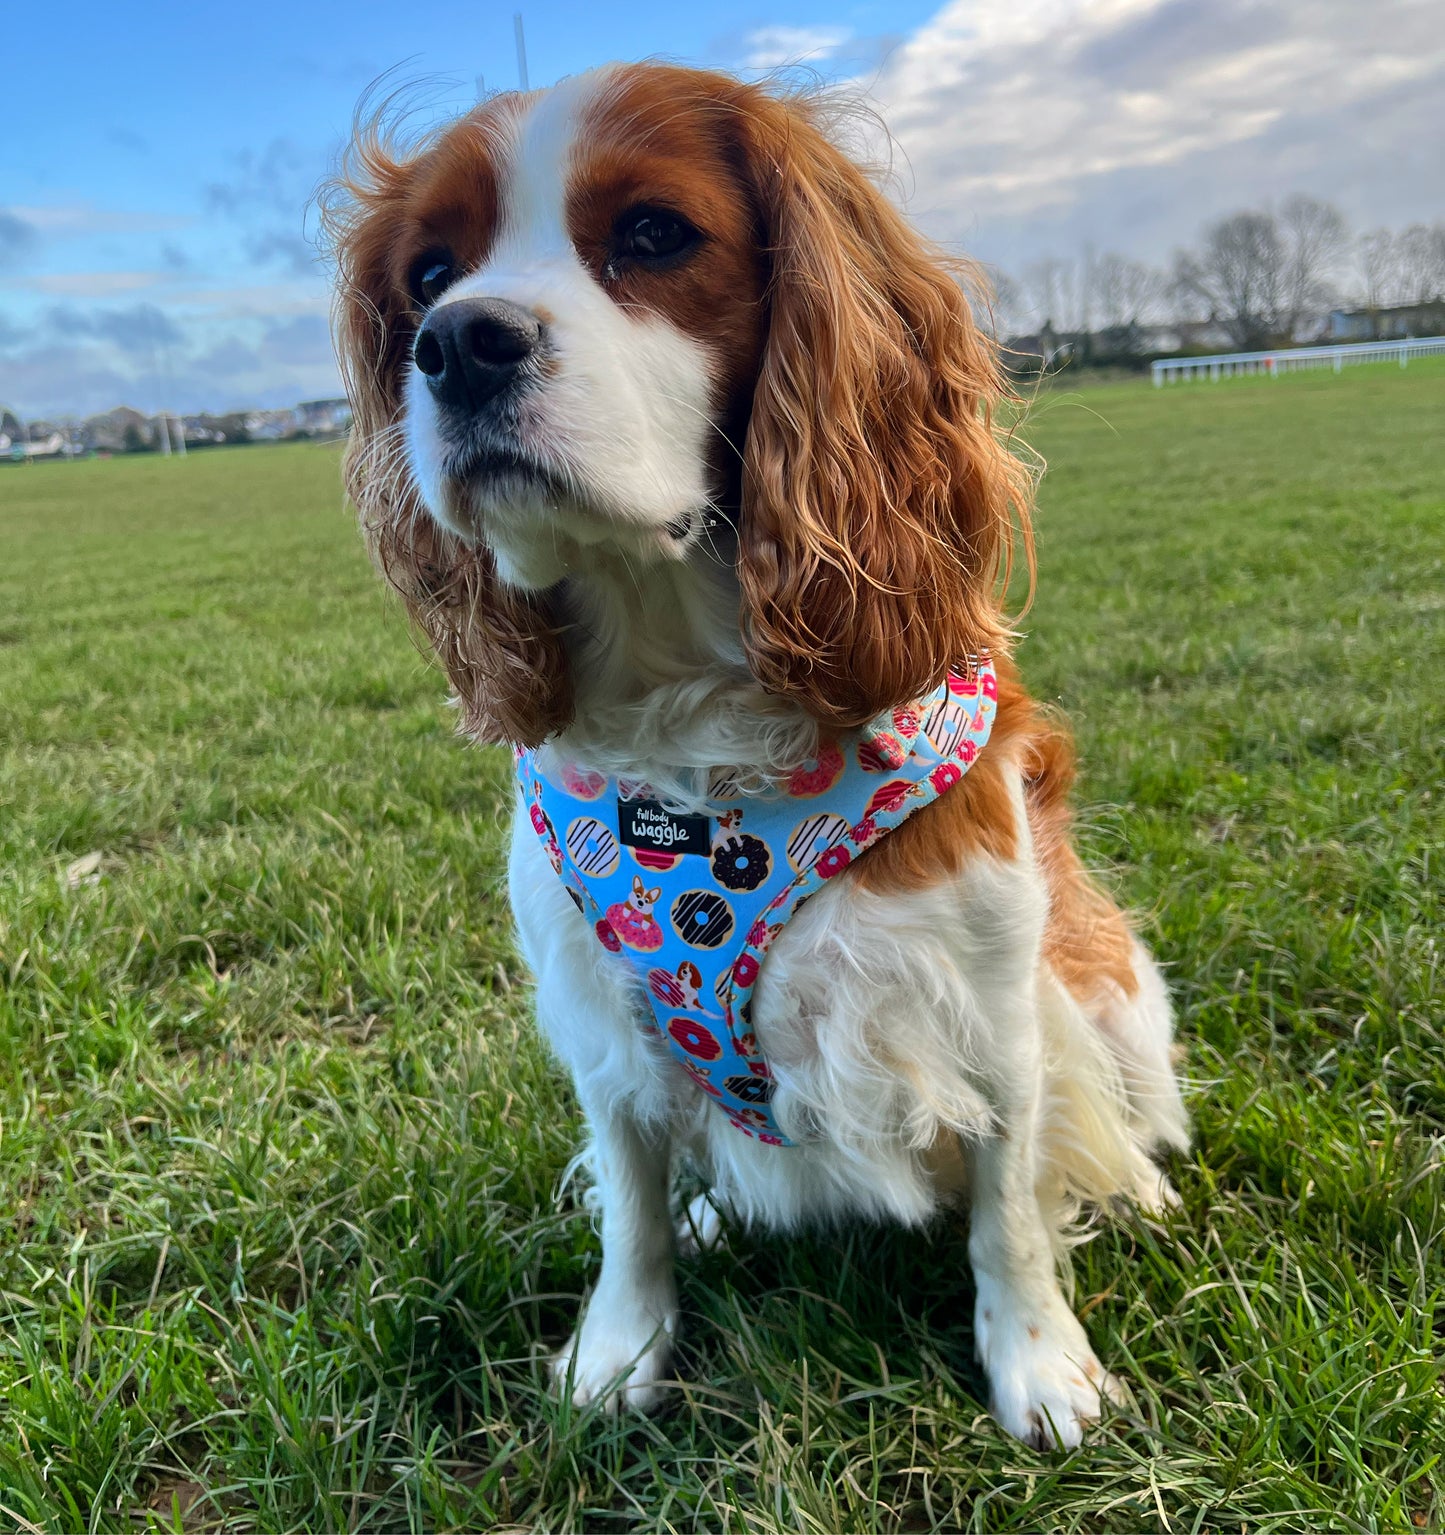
[618,797,711,856]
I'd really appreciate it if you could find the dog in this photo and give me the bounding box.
[326,62,1189,1449]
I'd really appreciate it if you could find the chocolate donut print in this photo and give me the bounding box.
[711,831,771,892]
[670,888,734,949]
[724,1073,775,1105]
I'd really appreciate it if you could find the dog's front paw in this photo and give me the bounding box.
[976,1297,1128,1449]
[552,1291,678,1413]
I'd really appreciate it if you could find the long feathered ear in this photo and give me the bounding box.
[322,129,573,748]
[735,94,1034,728]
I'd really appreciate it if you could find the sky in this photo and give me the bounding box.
[1,0,1441,421]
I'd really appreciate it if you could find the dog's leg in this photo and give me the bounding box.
[508,813,681,1412]
[553,1102,678,1411]
[968,1098,1127,1449]
[1098,937,1191,1163]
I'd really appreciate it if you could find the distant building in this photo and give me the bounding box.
[2,407,73,461]
[85,406,155,453]
[179,416,228,445]
[1329,301,1445,341]
[24,422,67,459]
[296,398,352,434]
[1003,316,1240,370]
[1137,319,1238,353]
[242,408,299,441]
[0,407,24,459]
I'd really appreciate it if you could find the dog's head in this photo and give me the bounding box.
[328,63,1031,746]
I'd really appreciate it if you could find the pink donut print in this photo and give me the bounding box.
[595,918,622,953]
[667,1017,722,1060]
[866,779,917,818]
[746,916,783,951]
[680,1061,723,1097]
[561,764,608,800]
[893,703,922,740]
[851,815,880,848]
[817,844,852,879]
[948,671,980,699]
[787,738,844,798]
[930,762,962,795]
[631,846,680,872]
[605,903,664,952]
[648,968,687,1007]
[858,732,907,773]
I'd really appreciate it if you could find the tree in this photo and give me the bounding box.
[1023,255,1084,333]
[1280,194,1349,331]
[1358,229,1398,310]
[1172,198,1348,349]
[985,268,1029,339]
[1173,212,1289,349]
[1090,253,1164,330]
[1392,222,1445,304]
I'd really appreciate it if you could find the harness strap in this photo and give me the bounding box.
[518,659,998,1144]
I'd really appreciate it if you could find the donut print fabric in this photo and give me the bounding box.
[711,831,771,891]
[518,658,998,1145]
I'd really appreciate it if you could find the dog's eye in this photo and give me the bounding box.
[616,209,697,265]
[408,251,455,308]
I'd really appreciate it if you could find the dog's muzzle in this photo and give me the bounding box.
[413,297,543,414]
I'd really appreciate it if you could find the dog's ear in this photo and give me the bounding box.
[324,131,573,748]
[734,93,1034,727]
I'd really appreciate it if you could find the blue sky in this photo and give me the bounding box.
[3,0,1441,419]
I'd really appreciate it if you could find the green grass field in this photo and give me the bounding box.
[1,364,1442,1532]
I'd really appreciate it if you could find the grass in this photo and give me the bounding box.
[1,361,1442,1532]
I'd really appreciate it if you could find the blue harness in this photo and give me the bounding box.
[518,660,998,1145]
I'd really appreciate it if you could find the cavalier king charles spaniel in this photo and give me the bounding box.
[327,62,1189,1449]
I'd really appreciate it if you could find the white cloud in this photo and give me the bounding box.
[863,0,1445,272]
[744,24,854,70]
[1,271,166,296]
[9,203,192,237]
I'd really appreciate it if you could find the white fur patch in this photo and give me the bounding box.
[509,753,1187,1441]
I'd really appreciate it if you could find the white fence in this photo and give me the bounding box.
[1152,335,1445,386]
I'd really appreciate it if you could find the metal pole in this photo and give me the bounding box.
[514,14,529,91]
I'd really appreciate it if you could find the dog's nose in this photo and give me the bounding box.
[413,297,542,411]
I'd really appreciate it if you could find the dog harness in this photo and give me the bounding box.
[517,659,998,1145]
